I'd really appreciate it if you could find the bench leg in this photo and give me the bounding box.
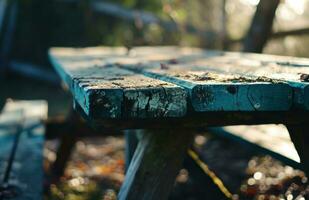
[118,129,193,200]
[287,124,309,174]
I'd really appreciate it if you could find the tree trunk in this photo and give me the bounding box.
[243,0,280,53]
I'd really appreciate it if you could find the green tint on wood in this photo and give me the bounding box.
[49,46,309,198]
[121,47,309,110]
[0,100,47,200]
[49,46,309,121]
[49,48,187,119]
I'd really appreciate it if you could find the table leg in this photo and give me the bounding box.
[52,133,77,178]
[51,109,79,179]
[124,130,138,172]
[118,129,193,200]
[287,124,309,174]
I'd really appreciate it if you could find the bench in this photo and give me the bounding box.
[0,100,47,199]
[209,125,300,169]
[49,46,309,200]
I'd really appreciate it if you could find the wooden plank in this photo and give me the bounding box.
[120,47,309,110]
[132,69,292,112]
[0,0,7,35]
[209,125,300,168]
[50,46,309,117]
[0,100,47,200]
[49,48,187,119]
[116,48,293,112]
[118,129,193,200]
[179,51,309,110]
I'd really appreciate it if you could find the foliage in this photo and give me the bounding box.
[6,0,309,65]
[49,179,103,200]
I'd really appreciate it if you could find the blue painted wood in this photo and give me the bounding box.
[49,46,309,200]
[209,126,301,169]
[129,69,293,112]
[0,100,47,200]
[49,46,309,120]
[223,52,309,110]
[123,47,309,111]
[49,48,187,119]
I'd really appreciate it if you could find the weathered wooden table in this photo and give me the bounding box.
[49,46,309,200]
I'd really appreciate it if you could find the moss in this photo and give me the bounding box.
[48,179,103,200]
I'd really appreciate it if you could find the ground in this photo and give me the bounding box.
[43,133,309,200]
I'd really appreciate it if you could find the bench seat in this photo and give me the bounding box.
[209,124,300,168]
[0,100,47,200]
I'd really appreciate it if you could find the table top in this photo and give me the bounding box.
[49,46,309,127]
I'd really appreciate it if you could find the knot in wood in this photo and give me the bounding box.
[300,73,309,82]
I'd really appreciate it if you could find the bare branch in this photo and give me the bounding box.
[91,1,216,39]
[243,0,280,52]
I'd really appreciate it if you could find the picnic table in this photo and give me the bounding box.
[49,46,309,200]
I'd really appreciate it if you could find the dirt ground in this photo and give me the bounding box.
[43,133,309,200]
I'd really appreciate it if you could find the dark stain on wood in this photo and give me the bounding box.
[226,86,237,95]
[193,87,215,105]
[299,73,309,82]
[107,77,125,81]
[89,89,123,118]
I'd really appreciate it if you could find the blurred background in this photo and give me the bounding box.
[1,0,309,199]
[4,0,309,66]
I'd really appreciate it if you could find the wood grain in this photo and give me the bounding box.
[118,129,193,200]
[49,48,187,119]
[49,46,309,120]
[122,47,309,110]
